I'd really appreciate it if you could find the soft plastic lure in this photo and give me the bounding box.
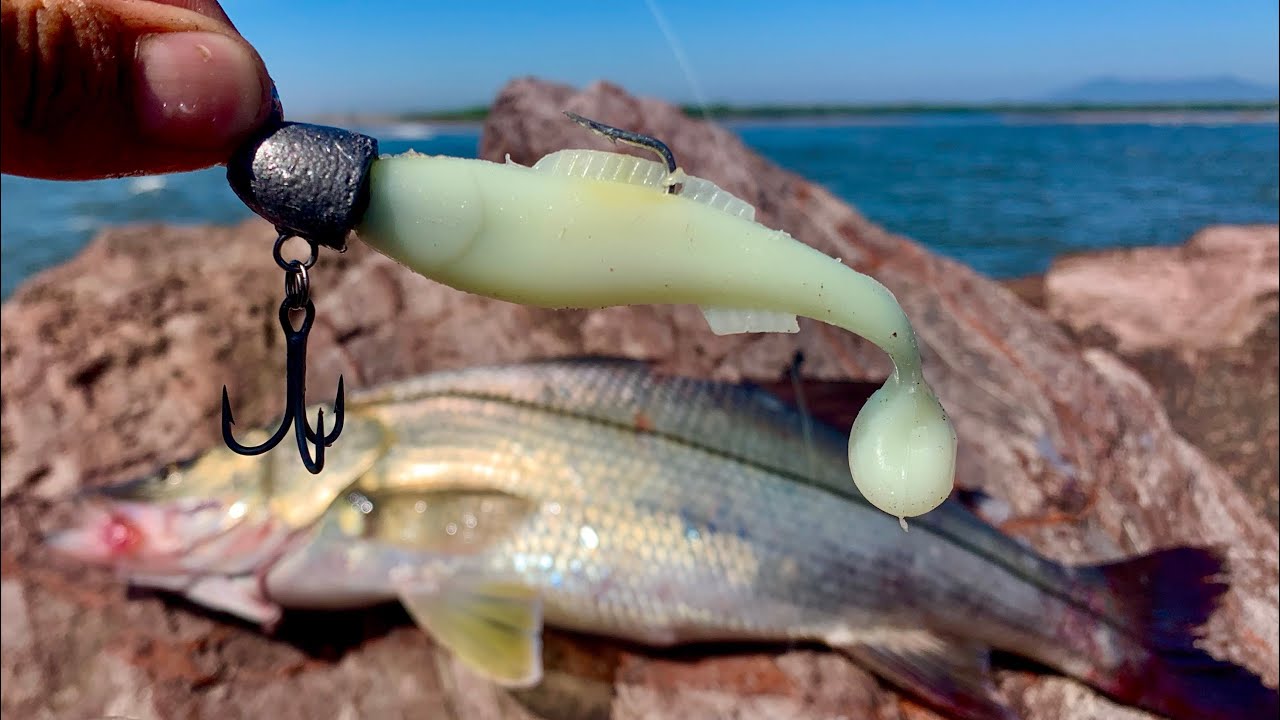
[224,115,956,519]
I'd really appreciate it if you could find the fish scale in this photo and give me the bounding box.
[340,364,1102,658]
[343,387,1053,650]
[359,361,1100,612]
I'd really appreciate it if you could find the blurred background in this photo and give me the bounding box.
[2,0,1276,298]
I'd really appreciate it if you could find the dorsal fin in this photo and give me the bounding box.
[532,148,669,188]
[531,149,757,220]
[674,171,757,221]
[533,148,779,334]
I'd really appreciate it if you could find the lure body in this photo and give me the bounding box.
[356,149,957,518]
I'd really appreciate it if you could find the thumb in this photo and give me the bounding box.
[1,0,276,180]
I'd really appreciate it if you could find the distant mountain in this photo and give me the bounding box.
[1050,76,1279,103]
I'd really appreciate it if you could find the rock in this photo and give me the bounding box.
[1008,226,1279,527]
[1043,225,1277,355]
[2,78,1276,720]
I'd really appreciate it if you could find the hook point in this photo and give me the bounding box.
[220,385,235,426]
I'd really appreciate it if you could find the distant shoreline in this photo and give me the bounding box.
[677,100,1280,119]
[307,100,1280,128]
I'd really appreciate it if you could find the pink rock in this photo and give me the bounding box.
[1033,226,1279,526]
[1044,225,1278,356]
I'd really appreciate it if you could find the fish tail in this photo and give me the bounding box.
[1081,547,1277,720]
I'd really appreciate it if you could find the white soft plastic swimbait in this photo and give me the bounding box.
[353,146,956,519]
[226,118,956,518]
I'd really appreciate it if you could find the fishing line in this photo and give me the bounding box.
[643,0,712,120]
[643,0,735,175]
[643,1,822,491]
[788,351,820,488]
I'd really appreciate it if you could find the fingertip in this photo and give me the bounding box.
[134,30,272,151]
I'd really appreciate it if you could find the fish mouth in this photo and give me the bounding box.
[44,491,234,573]
[45,482,308,602]
[43,503,116,564]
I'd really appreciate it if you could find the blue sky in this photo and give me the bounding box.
[220,0,1280,114]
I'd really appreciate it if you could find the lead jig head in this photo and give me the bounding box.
[222,120,379,473]
[218,113,677,473]
[227,122,379,250]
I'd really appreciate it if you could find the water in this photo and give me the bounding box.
[735,116,1279,277]
[2,117,1276,299]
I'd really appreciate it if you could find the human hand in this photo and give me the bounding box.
[1,0,277,180]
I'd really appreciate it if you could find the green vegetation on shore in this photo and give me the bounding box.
[380,100,1277,124]
[398,106,491,122]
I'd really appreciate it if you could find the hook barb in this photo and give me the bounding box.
[306,376,344,446]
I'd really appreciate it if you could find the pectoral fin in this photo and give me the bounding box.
[399,578,544,688]
[833,631,1015,720]
[343,487,537,555]
[532,148,670,188]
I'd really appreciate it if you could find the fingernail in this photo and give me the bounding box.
[135,31,268,148]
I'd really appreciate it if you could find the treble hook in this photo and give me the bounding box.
[221,234,345,474]
[563,112,682,194]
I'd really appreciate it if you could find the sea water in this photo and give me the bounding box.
[1,116,1276,299]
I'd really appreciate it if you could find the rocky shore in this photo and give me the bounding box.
[2,78,1276,720]
[1006,225,1279,529]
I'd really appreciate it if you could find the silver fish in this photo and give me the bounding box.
[49,358,1276,720]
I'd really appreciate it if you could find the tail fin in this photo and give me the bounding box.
[1088,547,1278,720]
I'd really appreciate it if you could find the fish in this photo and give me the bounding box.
[354,145,957,519]
[48,358,1276,720]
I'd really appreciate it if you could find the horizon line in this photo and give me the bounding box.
[299,99,1280,124]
